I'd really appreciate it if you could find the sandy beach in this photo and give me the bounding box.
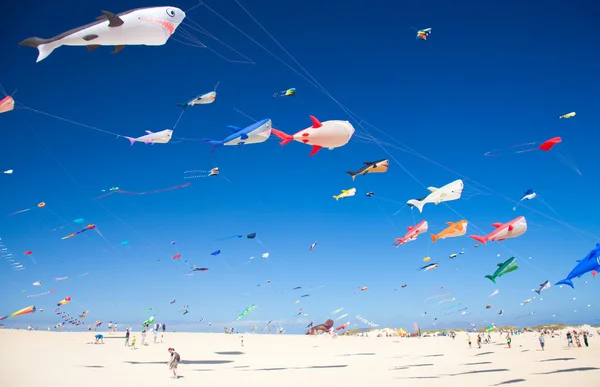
[1,330,598,387]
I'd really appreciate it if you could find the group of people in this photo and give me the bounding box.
[565,330,591,348]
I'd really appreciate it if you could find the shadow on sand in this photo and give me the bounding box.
[464,362,492,366]
[536,367,599,375]
[78,365,105,368]
[475,352,494,356]
[124,360,234,365]
[423,354,444,358]
[448,369,509,376]
[491,379,526,385]
[539,358,575,362]
[250,365,348,372]
[215,351,245,355]
[339,353,376,357]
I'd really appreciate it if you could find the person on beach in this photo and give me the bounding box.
[141,329,147,346]
[539,333,545,351]
[506,334,512,348]
[583,332,589,347]
[241,336,244,347]
[125,328,130,346]
[153,329,158,343]
[94,334,104,344]
[477,335,482,349]
[162,323,166,333]
[108,321,112,334]
[168,348,180,379]
[566,332,573,348]
[130,336,137,349]
[468,335,472,348]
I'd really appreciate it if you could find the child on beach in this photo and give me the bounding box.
[153,329,158,343]
[94,334,104,344]
[468,336,472,348]
[125,329,130,346]
[141,329,147,346]
[539,333,545,351]
[130,336,137,349]
[168,348,180,379]
[506,334,511,349]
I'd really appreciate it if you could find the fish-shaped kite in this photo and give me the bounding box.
[407,180,464,213]
[470,216,527,244]
[177,87,218,109]
[485,257,518,284]
[394,220,428,246]
[419,261,440,271]
[0,96,14,114]
[333,188,356,201]
[273,88,296,97]
[202,119,272,153]
[416,28,431,40]
[346,159,389,180]
[19,7,186,62]
[513,189,536,211]
[309,241,317,252]
[534,280,551,294]
[62,224,96,240]
[431,220,468,242]
[271,116,355,156]
[559,112,576,119]
[124,129,173,145]
[555,243,600,289]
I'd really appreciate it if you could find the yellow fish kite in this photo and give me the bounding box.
[559,112,576,119]
[333,188,356,201]
[431,220,468,242]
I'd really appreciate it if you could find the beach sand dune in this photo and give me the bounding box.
[1,331,598,386]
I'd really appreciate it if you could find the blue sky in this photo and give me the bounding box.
[1,0,599,333]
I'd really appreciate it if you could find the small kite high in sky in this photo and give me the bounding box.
[273,88,296,97]
[484,136,562,156]
[513,189,536,211]
[333,188,356,201]
[62,224,96,240]
[394,220,428,246]
[346,159,389,181]
[19,7,186,62]
[177,84,218,108]
[559,112,576,119]
[0,96,14,114]
[416,28,431,40]
[202,119,272,152]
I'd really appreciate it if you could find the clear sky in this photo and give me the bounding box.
[1,0,599,333]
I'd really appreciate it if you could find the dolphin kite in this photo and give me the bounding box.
[534,280,550,294]
[202,119,272,153]
[431,220,468,242]
[406,180,464,213]
[556,243,600,289]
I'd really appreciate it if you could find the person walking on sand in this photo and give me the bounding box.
[141,329,147,346]
[125,328,130,346]
[108,321,112,334]
[130,336,137,349]
[153,328,158,343]
[506,334,512,349]
[583,332,589,347]
[468,335,472,348]
[168,348,180,379]
[477,335,482,349]
[539,333,545,351]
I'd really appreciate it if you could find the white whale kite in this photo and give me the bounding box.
[19,6,186,62]
[407,179,464,213]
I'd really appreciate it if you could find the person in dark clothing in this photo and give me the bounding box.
[583,333,589,347]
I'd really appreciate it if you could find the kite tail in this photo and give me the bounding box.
[201,139,223,154]
[555,279,574,289]
[333,195,339,201]
[470,235,487,244]
[123,136,136,146]
[430,233,438,243]
[484,275,496,284]
[19,37,59,63]
[534,289,541,295]
[346,171,356,181]
[406,199,425,213]
[270,129,294,145]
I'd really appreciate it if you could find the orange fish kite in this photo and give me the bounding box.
[431,220,468,242]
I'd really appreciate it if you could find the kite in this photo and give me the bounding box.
[301,294,310,297]
[449,253,457,258]
[57,296,71,306]
[418,261,440,271]
[202,119,272,153]
[438,298,456,304]
[424,292,450,301]
[484,136,562,156]
[19,7,185,62]
[331,308,344,314]
[261,252,269,258]
[335,322,349,331]
[513,189,536,211]
[124,129,173,145]
[470,216,527,244]
[333,188,356,200]
[485,304,492,309]
[177,90,217,108]
[170,299,176,304]
[26,290,55,298]
[79,311,88,318]
[0,95,14,114]
[3,169,13,174]
[559,112,576,119]
[235,305,256,321]
[431,220,468,242]
[55,277,68,281]
[97,183,190,198]
[210,250,221,256]
[309,241,318,252]
[0,305,36,321]
[120,241,129,246]
[271,116,355,156]
[32,281,41,286]
[489,289,499,297]
[273,88,296,97]
[534,280,551,294]
[485,257,518,283]
[100,187,119,192]
[556,243,600,289]
[8,202,46,216]
[172,254,181,259]
[407,179,464,213]
[394,220,428,246]
[247,233,256,239]
[190,266,208,272]
[183,168,219,179]
[306,319,333,335]
[73,218,84,224]
[336,313,348,320]
[62,224,96,240]
[360,287,368,291]
[346,159,389,180]
[416,28,431,40]
[423,257,431,262]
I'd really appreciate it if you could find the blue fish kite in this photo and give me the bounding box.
[556,243,600,289]
[202,119,272,153]
[211,250,221,256]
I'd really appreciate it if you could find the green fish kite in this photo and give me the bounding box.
[485,257,518,283]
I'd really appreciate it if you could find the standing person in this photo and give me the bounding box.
[168,348,180,379]
[153,328,158,344]
[141,329,147,346]
[506,334,512,349]
[108,321,113,334]
[583,332,589,347]
[114,323,118,333]
[539,333,545,351]
[468,335,472,348]
[477,335,482,349]
[241,336,244,347]
[125,328,130,346]
[566,332,573,348]
[162,323,166,333]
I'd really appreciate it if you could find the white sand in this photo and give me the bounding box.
[1,330,598,386]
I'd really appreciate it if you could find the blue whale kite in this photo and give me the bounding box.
[556,243,600,289]
[202,119,272,153]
